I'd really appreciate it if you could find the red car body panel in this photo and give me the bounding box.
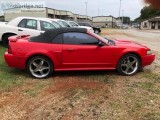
[4,31,155,72]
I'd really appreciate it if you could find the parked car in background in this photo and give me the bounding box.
[78,22,101,34]
[0,17,60,46]
[51,19,71,28]
[43,18,62,28]
[117,24,129,29]
[67,21,94,33]
[4,28,155,79]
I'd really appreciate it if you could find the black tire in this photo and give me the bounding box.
[27,56,53,79]
[117,54,140,76]
[2,34,14,47]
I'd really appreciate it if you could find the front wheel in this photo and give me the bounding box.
[27,56,53,79]
[117,54,140,75]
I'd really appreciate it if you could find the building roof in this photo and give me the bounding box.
[148,16,160,22]
[30,28,87,43]
[141,16,160,22]
[92,15,115,18]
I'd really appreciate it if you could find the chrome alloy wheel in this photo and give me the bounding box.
[29,57,51,78]
[120,56,139,75]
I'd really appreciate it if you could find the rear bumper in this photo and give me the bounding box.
[141,54,155,67]
[4,52,26,69]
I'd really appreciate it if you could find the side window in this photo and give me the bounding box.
[69,22,78,27]
[52,34,63,44]
[18,19,27,28]
[26,19,37,30]
[63,32,99,45]
[78,23,83,26]
[40,21,56,31]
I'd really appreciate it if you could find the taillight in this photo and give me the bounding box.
[8,45,12,54]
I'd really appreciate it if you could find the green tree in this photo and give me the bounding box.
[135,5,160,22]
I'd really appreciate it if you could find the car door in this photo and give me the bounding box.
[17,19,41,36]
[62,32,115,69]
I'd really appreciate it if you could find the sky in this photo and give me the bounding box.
[0,0,145,20]
[46,0,145,20]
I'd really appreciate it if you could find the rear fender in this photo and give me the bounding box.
[25,50,62,69]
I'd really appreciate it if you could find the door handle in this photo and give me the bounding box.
[66,48,75,51]
[18,29,23,31]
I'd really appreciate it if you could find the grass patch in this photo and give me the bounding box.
[0,44,26,91]
[86,74,116,85]
[142,112,160,120]
[24,81,47,97]
[142,71,160,82]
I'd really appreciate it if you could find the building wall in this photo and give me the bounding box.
[140,20,151,29]
[92,16,113,22]
[92,16,116,28]
[4,7,92,23]
[4,8,46,21]
[140,17,160,30]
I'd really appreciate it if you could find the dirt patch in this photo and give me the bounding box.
[0,76,107,120]
[45,78,104,93]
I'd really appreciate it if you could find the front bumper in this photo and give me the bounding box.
[141,54,155,67]
[4,52,26,69]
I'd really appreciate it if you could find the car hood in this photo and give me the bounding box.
[113,39,148,48]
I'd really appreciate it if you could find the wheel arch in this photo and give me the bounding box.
[2,32,17,40]
[25,54,55,69]
[117,52,142,68]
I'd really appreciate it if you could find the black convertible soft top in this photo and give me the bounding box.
[30,28,87,43]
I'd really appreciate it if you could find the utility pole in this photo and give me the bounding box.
[85,2,88,21]
[119,0,122,28]
[122,10,124,28]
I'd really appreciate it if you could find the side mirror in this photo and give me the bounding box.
[98,41,104,47]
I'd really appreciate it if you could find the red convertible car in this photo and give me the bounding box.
[4,28,155,79]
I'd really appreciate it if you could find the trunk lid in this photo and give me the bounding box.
[9,35,30,42]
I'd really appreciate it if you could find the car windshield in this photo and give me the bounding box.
[58,21,70,27]
[92,32,109,43]
[52,21,61,28]
[69,22,79,27]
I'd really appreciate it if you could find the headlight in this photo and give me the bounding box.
[147,50,152,55]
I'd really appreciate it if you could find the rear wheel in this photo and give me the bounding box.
[2,34,15,47]
[117,54,140,75]
[27,56,53,79]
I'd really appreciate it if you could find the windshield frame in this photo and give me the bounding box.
[90,32,109,45]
